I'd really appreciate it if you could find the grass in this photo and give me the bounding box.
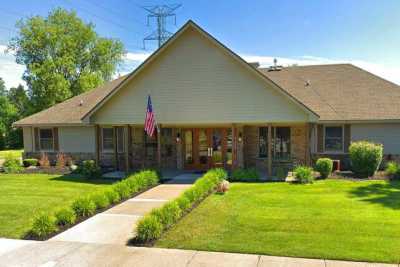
[0,173,113,238]
[156,180,400,263]
[0,149,23,159]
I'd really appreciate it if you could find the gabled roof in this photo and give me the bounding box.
[13,21,400,127]
[260,64,400,121]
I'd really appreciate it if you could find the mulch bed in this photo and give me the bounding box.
[329,170,390,181]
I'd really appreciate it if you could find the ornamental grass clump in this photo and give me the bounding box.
[294,166,314,184]
[136,216,163,242]
[385,161,400,179]
[104,189,120,204]
[349,141,383,178]
[71,197,96,217]
[112,182,131,200]
[55,208,76,226]
[90,192,110,210]
[31,212,58,238]
[315,158,333,179]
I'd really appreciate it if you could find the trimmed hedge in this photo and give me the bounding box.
[349,141,383,178]
[136,168,227,242]
[23,158,39,167]
[315,158,333,179]
[294,166,314,184]
[230,168,260,182]
[28,169,159,239]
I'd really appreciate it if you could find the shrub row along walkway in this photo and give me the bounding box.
[49,173,199,245]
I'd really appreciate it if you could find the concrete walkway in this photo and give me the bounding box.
[50,173,199,245]
[0,239,396,267]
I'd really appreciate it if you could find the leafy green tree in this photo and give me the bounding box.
[0,77,6,97]
[8,84,30,117]
[8,8,125,112]
[0,95,18,150]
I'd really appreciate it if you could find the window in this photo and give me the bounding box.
[117,127,124,153]
[259,127,291,159]
[161,128,173,158]
[102,128,114,151]
[39,128,54,151]
[324,126,343,152]
[259,127,268,158]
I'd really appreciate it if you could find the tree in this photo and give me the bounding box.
[0,95,18,150]
[8,84,30,117]
[0,77,6,97]
[8,8,125,112]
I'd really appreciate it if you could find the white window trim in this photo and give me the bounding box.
[102,127,114,153]
[323,124,345,154]
[39,127,55,152]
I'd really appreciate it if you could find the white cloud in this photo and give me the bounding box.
[0,45,25,88]
[125,51,151,62]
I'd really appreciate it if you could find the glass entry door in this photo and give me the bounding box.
[183,128,229,170]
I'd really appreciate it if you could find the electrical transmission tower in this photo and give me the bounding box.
[142,4,181,48]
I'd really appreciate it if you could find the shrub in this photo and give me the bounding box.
[315,158,333,179]
[294,166,314,184]
[90,192,110,210]
[216,180,230,193]
[113,182,131,200]
[151,201,182,229]
[349,141,383,177]
[71,197,96,217]
[104,189,120,204]
[276,167,287,180]
[56,153,67,169]
[3,153,23,173]
[23,158,38,167]
[55,208,76,226]
[385,161,400,179]
[31,212,58,238]
[38,153,50,168]
[79,160,101,179]
[176,195,191,212]
[136,215,163,242]
[230,168,260,182]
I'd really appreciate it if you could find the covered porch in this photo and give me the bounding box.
[95,123,313,177]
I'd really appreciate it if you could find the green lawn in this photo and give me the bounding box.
[157,180,400,263]
[0,149,23,159]
[0,173,113,238]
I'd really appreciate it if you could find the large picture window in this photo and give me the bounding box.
[324,126,343,152]
[39,128,54,151]
[102,128,114,151]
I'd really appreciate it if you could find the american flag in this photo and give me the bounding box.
[144,95,157,137]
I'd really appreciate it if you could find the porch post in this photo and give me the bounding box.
[267,124,272,177]
[95,125,100,166]
[113,126,118,170]
[232,124,237,169]
[124,125,130,172]
[305,123,312,166]
[157,124,162,169]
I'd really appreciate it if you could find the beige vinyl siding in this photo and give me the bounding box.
[91,27,310,125]
[58,126,95,153]
[351,123,400,154]
[22,127,33,152]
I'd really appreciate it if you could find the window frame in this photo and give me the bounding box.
[102,127,114,153]
[39,128,54,152]
[323,125,344,153]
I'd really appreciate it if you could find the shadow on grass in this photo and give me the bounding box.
[349,180,400,209]
[49,174,115,185]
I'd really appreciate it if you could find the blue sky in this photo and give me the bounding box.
[0,0,399,88]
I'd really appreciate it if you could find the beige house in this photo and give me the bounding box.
[14,21,400,175]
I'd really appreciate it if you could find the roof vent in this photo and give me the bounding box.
[79,100,84,106]
[249,62,260,68]
[305,80,311,86]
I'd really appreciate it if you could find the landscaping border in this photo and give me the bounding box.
[25,169,160,240]
[131,168,227,245]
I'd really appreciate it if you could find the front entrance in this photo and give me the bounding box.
[183,128,232,170]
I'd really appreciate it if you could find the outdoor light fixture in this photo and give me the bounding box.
[238,132,243,143]
[176,133,181,143]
